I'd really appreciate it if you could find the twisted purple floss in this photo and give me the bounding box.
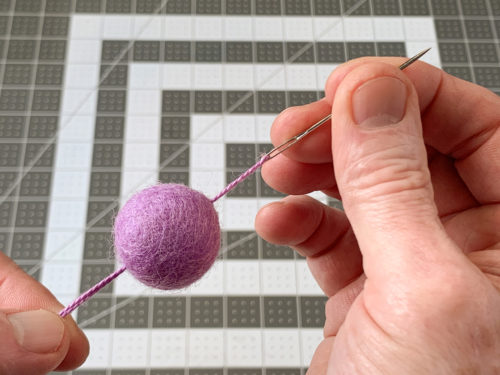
[59,266,126,318]
[58,155,269,317]
[211,155,268,203]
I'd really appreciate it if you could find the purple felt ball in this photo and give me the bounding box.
[113,184,220,290]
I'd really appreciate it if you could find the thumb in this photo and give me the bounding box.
[0,309,70,374]
[330,62,461,282]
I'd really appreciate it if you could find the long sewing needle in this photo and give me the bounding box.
[265,48,431,159]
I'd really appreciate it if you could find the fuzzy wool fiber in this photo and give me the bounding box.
[113,183,221,290]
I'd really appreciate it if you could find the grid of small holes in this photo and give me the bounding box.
[0,6,68,268]
[160,91,191,185]
[74,369,308,375]
[100,40,408,63]
[67,0,481,16]
[222,231,302,259]
[434,0,500,91]
[161,90,326,115]
[78,295,327,329]
[78,40,128,296]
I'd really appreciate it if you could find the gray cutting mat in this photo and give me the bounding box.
[0,0,499,374]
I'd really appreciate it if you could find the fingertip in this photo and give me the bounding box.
[0,309,71,374]
[256,196,323,246]
[325,57,375,102]
[270,99,333,163]
[0,252,90,371]
[255,201,287,244]
[330,61,418,140]
[55,316,89,371]
[337,61,412,98]
[270,100,331,143]
[325,62,352,103]
[270,105,299,144]
[307,336,335,375]
[324,56,418,104]
[261,156,336,195]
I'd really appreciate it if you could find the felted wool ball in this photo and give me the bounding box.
[113,183,220,290]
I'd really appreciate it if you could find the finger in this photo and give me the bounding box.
[421,74,500,204]
[261,156,336,195]
[326,56,500,203]
[308,336,335,375]
[255,196,362,296]
[256,195,347,252]
[0,309,69,375]
[428,151,478,218]
[443,204,500,254]
[270,98,333,163]
[330,61,463,283]
[307,336,335,375]
[442,204,500,301]
[324,56,438,108]
[0,253,89,371]
[467,250,500,291]
[324,274,366,337]
[306,235,362,297]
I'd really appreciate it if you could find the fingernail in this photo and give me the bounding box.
[8,310,64,353]
[352,76,407,128]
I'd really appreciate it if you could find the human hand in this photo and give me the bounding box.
[255,58,500,373]
[0,252,88,374]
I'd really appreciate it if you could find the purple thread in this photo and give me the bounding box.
[211,155,269,203]
[58,155,269,317]
[59,265,126,318]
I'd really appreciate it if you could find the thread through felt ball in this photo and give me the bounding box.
[113,183,221,290]
[59,156,267,317]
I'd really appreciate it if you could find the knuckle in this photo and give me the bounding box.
[340,142,432,207]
